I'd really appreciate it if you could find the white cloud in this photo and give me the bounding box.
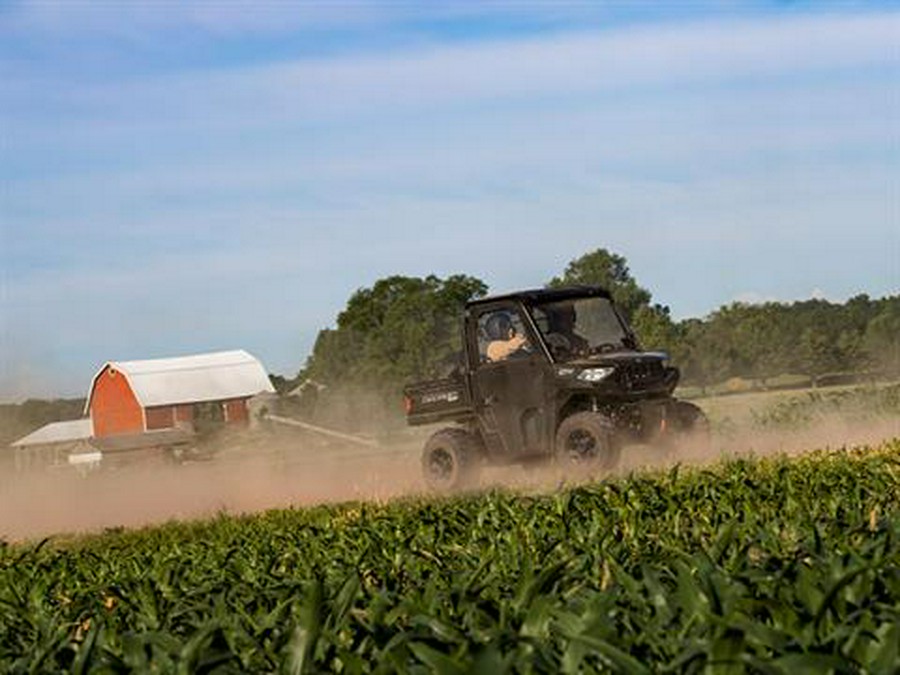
[4,11,898,131]
[2,8,898,398]
[143,11,900,112]
[732,291,778,305]
[729,287,862,310]
[1,1,385,37]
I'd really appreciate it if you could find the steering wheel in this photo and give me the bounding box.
[589,342,619,355]
[545,333,572,358]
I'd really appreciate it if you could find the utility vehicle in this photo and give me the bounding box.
[403,286,707,489]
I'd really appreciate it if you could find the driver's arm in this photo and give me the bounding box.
[510,334,528,352]
[487,334,528,361]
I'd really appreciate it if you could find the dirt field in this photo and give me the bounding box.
[2,385,898,542]
[689,382,877,427]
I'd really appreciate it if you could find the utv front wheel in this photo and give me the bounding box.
[421,428,480,492]
[555,412,620,471]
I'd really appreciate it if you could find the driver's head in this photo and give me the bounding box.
[485,312,514,341]
[551,304,576,331]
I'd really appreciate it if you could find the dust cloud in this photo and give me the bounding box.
[1,409,898,543]
[0,439,423,543]
[625,416,900,471]
[474,414,900,495]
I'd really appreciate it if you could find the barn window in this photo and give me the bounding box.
[146,406,175,430]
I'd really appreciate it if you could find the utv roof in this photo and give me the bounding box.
[467,285,612,308]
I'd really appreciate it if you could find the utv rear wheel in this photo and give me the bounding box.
[421,428,480,492]
[555,412,620,471]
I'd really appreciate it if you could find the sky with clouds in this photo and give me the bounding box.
[1,1,898,399]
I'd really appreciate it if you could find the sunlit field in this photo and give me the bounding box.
[2,439,898,671]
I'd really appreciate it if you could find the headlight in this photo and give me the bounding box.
[576,367,615,382]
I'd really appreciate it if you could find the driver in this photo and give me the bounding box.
[485,312,530,362]
[547,304,589,355]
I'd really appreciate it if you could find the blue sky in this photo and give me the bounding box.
[1,1,898,400]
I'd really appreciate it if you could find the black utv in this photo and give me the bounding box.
[403,286,707,490]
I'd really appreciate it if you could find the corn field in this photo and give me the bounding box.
[2,441,899,673]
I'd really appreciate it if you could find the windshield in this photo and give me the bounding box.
[529,296,633,362]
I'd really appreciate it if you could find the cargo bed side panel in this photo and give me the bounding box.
[404,378,474,426]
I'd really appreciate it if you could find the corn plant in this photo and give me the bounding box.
[1,440,898,672]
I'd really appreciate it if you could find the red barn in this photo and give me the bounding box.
[85,350,275,441]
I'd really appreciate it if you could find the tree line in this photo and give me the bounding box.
[5,248,895,442]
[286,248,898,401]
[0,398,86,450]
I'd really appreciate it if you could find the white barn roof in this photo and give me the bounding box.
[86,350,275,411]
[11,419,92,447]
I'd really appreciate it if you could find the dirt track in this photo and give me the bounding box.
[0,444,421,542]
[2,413,898,543]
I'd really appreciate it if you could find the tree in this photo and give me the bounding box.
[864,300,900,374]
[731,303,791,385]
[796,326,842,387]
[548,248,680,353]
[631,303,679,353]
[675,318,732,393]
[548,249,651,321]
[305,274,488,389]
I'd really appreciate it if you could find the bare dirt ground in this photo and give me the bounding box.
[2,404,898,543]
[0,441,423,542]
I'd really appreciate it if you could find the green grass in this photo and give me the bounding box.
[2,441,899,672]
[748,385,900,431]
[692,382,900,433]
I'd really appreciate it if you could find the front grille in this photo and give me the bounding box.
[619,360,667,391]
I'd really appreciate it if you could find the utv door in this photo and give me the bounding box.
[469,305,551,458]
